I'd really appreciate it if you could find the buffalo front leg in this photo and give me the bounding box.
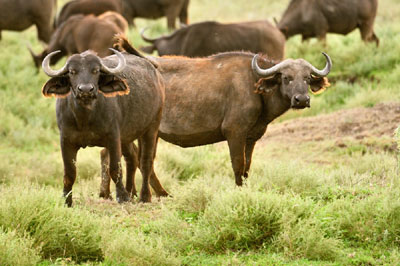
[60,140,78,207]
[244,141,257,179]
[108,139,130,203]
[226,134,246,186]
[99,148,112,199]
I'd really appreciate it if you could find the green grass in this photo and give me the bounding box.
[0,0,400,264]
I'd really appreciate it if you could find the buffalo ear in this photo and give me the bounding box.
[98,74,130,97]
[42,76,71,98]
[310,76,330,94]
[254,74,281,95]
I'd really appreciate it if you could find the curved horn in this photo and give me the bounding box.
[42,50,68,77]
[251,54,292,77]
[140,27,157,43]
[100,48,126,74]
[308,52,332,77]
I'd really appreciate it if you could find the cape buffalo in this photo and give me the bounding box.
[0,0,57,43]
[29,13,127,69]
[277,0,379,45]
[99,37,331,194]
[41,49,167,206]
[56,0,122,27]
[140,20,285,60]
[122,0,190,29]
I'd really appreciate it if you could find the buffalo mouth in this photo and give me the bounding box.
[75,92,97,105]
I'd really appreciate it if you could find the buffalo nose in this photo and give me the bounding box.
[78,84,94,93]
[293,95,310,108]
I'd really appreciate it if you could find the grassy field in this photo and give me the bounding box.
[1,0,400,265]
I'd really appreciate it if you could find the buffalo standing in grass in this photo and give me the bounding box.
[55,0,122,27]
[122,0,190,29]
[0,0,57,43]
[277,0,379,45]
[98,37,331,196]
[29,13,128,68]
[41,49,168,206]
[57,0,189,29]
[140,20,285,60]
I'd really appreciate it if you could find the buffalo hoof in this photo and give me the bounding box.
[139,192,152,203]
[155,190,169,198]
[99,190,113,200]
[116,189,131,204]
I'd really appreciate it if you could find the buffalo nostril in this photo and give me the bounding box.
[294,95,301,103]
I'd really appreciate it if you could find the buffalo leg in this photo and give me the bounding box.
[226,134,246,186]
[108,139,130,203]
[244,141,257,178]
[137,124,160,203]
[60,140,78,207]
[122,142,139,197]
[359,20,379,46]
[99,148,112,199]
[35,19,52,43]
[148,137,169,197]
[179,0,189,25]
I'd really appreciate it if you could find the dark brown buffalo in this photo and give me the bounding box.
[122,0,190,29]
[0,0,57,43]
[277,0,379,45]
[140,20,286,60]
[101,37,331,191]
[41,49,167,206]
[56,0,122,27]
[29,13,127,69]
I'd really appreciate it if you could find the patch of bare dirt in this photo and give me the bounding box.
[263,102,400,144]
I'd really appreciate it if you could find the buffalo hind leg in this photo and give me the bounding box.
[107,139,130,203]
[122,143,139,198]
[147,138,169,197]
[137,129,158,203]
[179,0,189,25]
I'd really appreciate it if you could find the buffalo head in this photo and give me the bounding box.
[252,53,331,109]
[41,49,129,108]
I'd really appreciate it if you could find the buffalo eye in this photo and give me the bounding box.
[283,76,292,85]
[92,68,99,74]
[69,69,76,75]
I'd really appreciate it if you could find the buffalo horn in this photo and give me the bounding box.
[140,27,157,43]
[251,55,292,77]
[100,48,126,74]
[308,52,332,77]
[42,50,68,77]
[252,52,332,77]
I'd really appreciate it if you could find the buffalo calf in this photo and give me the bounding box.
[29,13,128,68]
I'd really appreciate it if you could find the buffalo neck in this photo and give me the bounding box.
[66,94,101,131]
[261,87,291,124]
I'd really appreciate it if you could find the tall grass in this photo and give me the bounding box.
[0,0,399,264]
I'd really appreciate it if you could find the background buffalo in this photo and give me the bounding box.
[0,0,57,43]
[29,13,128,68]
[277,0,379,45]
[140,20,285,60]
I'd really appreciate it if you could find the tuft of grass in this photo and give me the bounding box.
[0,185,104,263]
[0,229,41,266]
